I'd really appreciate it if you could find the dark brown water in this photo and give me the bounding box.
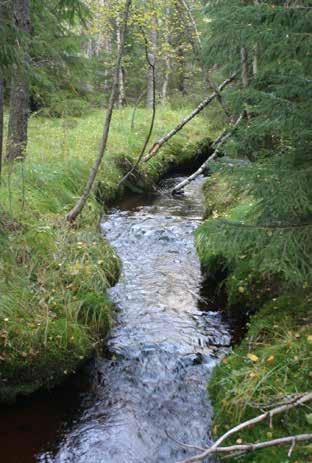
[0,176,231,463]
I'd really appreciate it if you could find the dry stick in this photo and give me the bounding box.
[143,72,237,163]
[176,392,312,463]
[66,0,132,222]
[118,28,157,188]
[171,112,244,194]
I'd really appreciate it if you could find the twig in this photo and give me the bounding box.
[143,72,237,163]
[175,392,312,463]
[165,431,206,452]
[171,112,244,194]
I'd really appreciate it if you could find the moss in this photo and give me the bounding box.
[209,293,312,463]
[0,106,210,402]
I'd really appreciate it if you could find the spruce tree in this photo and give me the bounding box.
[197,0,312,289]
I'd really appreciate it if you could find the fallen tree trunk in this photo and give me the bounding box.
[171,111,244,194]
[143,72,237,163]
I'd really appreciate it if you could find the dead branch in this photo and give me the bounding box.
[143,72,237,163]
[171,112,244,194]
[175,392,312,463]
[118,27,156,188]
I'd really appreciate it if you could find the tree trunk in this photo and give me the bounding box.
[241,47,248,88]
[116,14,126,106]
[144,72,237,162]
[146,12,157,108]
[66,0,132,222]
[253,44,258,77]
[161,55,170,104]
[7,0,30,162]
[0,78,4,179]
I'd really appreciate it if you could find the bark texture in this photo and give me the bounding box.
[7,0,31,162]
[146,12,157,108]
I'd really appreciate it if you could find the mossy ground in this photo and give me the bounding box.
[196,166,312,463]
[0,105,210,402]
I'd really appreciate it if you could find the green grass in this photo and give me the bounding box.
[0,105,211,402]
[196,167,312,462]
[209,294,312,463]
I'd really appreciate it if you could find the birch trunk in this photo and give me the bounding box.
[143,72,237,162]
[146,12,157,108]
[116,14,126,106]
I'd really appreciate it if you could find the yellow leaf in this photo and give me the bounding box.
[266,355,275,364]
[247,353,259,363]
[307,335,312,344]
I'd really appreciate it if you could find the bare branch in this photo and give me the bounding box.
[176,392,312,463]
[143,72,237,163]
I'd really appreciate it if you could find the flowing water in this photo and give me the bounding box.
[0,176,232,463]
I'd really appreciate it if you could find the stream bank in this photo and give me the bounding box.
[195,164,312,463]
[0,174,238,463]
[0,107,212,404]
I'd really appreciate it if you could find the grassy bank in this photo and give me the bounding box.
[195,164,312,463]
[0,106,210,402]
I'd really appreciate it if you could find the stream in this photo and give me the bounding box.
[0,176,232,463]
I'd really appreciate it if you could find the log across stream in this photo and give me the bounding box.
[0,176,235,463]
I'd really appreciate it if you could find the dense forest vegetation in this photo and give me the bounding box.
[0,1,311,462]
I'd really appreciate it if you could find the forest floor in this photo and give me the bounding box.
[196,166,312,463]
[0,106,211,402]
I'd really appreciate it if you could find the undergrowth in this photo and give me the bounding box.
[196,165,312,462]
[0,106,210,402]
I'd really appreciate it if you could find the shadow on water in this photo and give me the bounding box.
[0,175,245,463]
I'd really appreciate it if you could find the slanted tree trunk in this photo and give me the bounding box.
[66,0,132,222]
[144,72,237,162]
[146,12,157,108]
[7,0,31,162]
